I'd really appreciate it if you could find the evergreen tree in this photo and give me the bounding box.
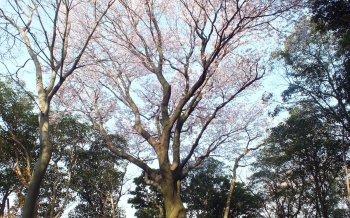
[251,105,347,217]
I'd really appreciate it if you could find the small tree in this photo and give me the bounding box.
[128,170,165,218]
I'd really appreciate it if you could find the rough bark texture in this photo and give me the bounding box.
[161,172,186,218]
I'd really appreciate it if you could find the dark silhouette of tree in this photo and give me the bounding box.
[251,104,347,217]
[276,19,350,133]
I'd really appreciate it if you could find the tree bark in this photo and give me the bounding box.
[223,156,239,218]
[161,172,186,218]
[22,114,53,218]
[0,191,11,218]
[224,139,263,218]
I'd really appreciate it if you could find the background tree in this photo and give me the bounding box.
[0,79,38,215]
[223,112,266,218]
[69,134,127,218]
[0,79,128,217]
[275,17,350,211]
[309,0,350,33]
[128,170,165,218]
[182,158,263,218]
[0,168,17,217]
[276,18,350,134]
[37,115,97,218]
[251,104,347,217]
[308,0,350,53]
[129,158,263,218]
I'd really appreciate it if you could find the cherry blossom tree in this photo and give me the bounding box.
[0,1,115,217]
[56,1,303,217]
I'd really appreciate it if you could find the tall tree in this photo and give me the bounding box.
[0,1,115,217]
[251,105,347,217]
[58,1,303,217]
[0,79,128,217]
[277,18,350,134]
[38,115,97,218]
[308,0,350,87]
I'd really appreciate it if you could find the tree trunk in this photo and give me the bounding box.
[224,148,250,218]
[224,159,238,218]
[160,170,186,218]
[0,191,11,218]
[22,114,53,218]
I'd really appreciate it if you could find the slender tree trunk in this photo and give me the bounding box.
[224,141,263,218]
[224,157,239,218]
[224,147,253,218]
[342,125,350,216]
[110,192,116,218]
[22,114,53,218]
[0,194,9,218]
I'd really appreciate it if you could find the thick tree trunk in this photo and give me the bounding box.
[162,180,186,218]
[22,114,53,218]
[160,169,186,218]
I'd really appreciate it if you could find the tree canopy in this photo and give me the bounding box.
[251,104,347,217]
[4,0,346,217]
[275,18,350,134]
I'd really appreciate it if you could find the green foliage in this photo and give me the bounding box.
[308,0,350,56]
[275,18,350,133]
[69,134,127,218]
[182,158,229,217]
[229,182,263,218]
[0,79,38,215]
[129,158,263,218]
[128,170,164,218]
[271,18,350,216]
[309,0,350,35]
[0,79,38,163]
[182,158,262,218]
[251,104,347,217]
[38,115,96,217]
[0,80,128,217]
[0,168,17,216]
